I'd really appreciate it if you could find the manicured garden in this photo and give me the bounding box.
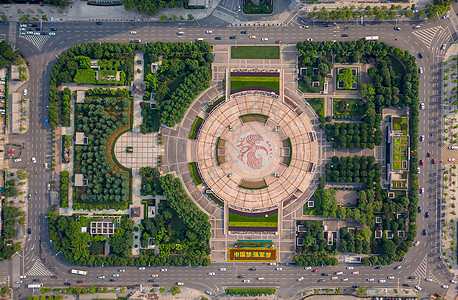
[333,98,364,119]
[298,54,333,93]
[336,67,358,90]
[188,162,203,185]
[230,76,279,92]
[228,211,278,228]
[59,170,69,208]
[392,116,408,135]
[392,136,409,170]
[306,97,325,117]
[231,46,279,59]
[189,116,204,139]
[226,289,275,296]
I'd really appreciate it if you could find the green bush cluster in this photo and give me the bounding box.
[338,227,372,254]
[60,87,71,126]
[225,288,275,296]
[323,121,383,149]
[326,155,382,184]
[0,41,18,68]
[59,170,69,208]
[140,103,161,134]
[74,95,130,204]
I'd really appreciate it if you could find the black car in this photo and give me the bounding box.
[148,279,156,282]
[152,284,159,287]
[399,257,405,261]
[64,282,71,286]
[352,286,359,288]
[40,32,47,35]
[96,22,103,25]
[422,229,427,235]
[215,37,221,40]
[248,268,256,271]
[27,228,31,234]
[32,279,39,282]
[418,53,423,58]
[321,273,328,276]
[237,275,245,278]
[240,31,247,34]
[375,266,382,269]
[418,206,421,213]
[109,279,116,282]
[51,27,57,31]
[323,23,330,27]
[402,283,410,287]
[407,276,415,279]
[394,27,401,31]
[229,36,237,39]
[127,293,133,297]
[425,211,430,218]
[318,279,325,282]
[341,34,348,37]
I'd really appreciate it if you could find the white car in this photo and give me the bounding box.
[14,158,21,163]
[160,269,167,272]
[97,276,105,279]
[205,291,212,295]
[31,157,36,163]
[387,276,395,279]
[415,285,422,291]
[413,25,420,29]
[242,279,250,283]
[20,24,26,27]
[449,158,455,162]
[441,44,446,50]
[450,279,457,283]
[420,188,424,194]
[425,278,432,282]
[420,103,425,110]
[33,32,40,35]
[419,67,423,74]
[261,38,268,42]
[112,274,119,277]
[219,268,226,271]
[23,89,27,96]
[20,28,26,31]
[205,30,212,34]
[276,267,282,271]
[417,167,420,174]
[420,135,424,141]
[207,272,215,276]
[49,32,56,36]
[394,266,401,270]
[367,278,374,282]
[442,285,449,288]
[346,266,354,270]
[130,31,137,34]
[379,279,386,283]
[15,281,22,284]
[138,267,145,270]
[269,262,277,266]
[177,32,184,35]
[304,266,312,270]
[342,278,348,281]
[257,277,265,280]
[297,277,304,282]
[118,269,125,272]
[306,38,313,41]
[177,282,184,286]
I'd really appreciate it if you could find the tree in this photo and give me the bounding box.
[3,206,19,220]
[4,187,18,197]
[170,286,181,295]
[0,41,19,68]
[3,227,16,239]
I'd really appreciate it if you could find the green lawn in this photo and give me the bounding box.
[231,46,280,59]
[188,162,203,185]
[189,116,204,140]
[306,98,325,117]
[231,80,279,92]
[228,212,278,228]
[74,69,96,85]
[333,98,363,118]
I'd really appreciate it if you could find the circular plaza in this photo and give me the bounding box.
[196,91,319,210]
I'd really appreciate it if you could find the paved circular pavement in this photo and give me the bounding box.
[196,92,319,210]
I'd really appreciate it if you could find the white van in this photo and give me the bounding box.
[196,38,204,41]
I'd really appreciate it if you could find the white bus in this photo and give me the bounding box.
[365,36,379,41]
[71,269,88,275]
[27,283,43,288]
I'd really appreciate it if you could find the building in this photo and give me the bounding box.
[75,132,88,145]
[74,174,88,187]
[131,207,141,218]
[76,90,85,103]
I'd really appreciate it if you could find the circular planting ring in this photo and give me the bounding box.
[196,92,319,211]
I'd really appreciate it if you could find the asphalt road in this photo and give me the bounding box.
[0,11,456,299]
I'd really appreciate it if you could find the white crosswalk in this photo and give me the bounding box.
[18,35,50,51]
[26,258,53,276]
[412,255,427,278]
[412,26,442,49]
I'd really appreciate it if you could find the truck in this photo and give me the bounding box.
[365,36,379,41]
[71,269,88,275]
[27,283,43,288]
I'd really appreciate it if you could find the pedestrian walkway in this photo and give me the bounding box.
[412,26,442,49]
[25,258,53,276]
[412,254,428,278]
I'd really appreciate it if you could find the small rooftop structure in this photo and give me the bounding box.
[76,90,85,103]
[75,174,88,187]
[75,132,88,145]
[131,207,141,218]
[132,83,146,96]
[10,65,20,81]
